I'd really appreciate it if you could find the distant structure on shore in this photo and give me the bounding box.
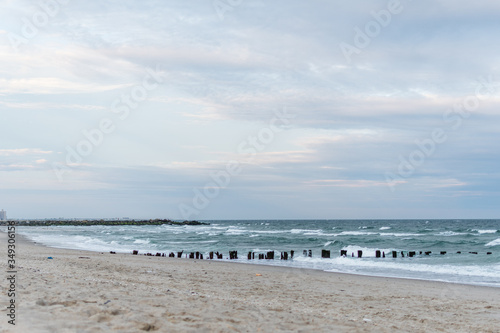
[0,209,6,221]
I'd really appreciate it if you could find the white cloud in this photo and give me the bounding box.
[0,148,53,156]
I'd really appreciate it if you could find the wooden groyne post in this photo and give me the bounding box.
[265,251,274,260]
[229,251,238,259]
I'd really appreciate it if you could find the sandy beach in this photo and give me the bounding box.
[1,231,499,333]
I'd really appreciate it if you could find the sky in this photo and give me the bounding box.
[1,0,500,220]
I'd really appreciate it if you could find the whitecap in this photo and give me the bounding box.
[437,231,468,236]
[290,229,322,234]
[339,231,377,236]
[474,229,498,234]
[133,239,150,244]
[380,233,421,237]
[485,238,500,247]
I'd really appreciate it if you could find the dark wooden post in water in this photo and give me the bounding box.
[303,250,307,256]
[209,252,214,259]
[401,251,405,258]
[382,251,385,258]
[189,252,195,259]
[340,250,347,257]
[290,250,294,258]
[169,252,175,257]
[321,250,331,258]
[392,251,397,258]
[375,250,381,258]
[281,252,289,260]
[177,251,183,258]
[408,251,415,258]
[196,252,200,259]
[308,250,312,257]
[440,251,446,255]
[266,251,274,260]
[259,253,264,260]
[425,251,431,255]
[248,252,252,260]
[132,250,139,255]
[357,250,363,258]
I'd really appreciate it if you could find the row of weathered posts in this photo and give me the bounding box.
[127,249,493,259]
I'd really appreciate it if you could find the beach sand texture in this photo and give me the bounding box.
[1,232,499,333]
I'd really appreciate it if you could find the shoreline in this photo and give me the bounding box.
[2,231,500,332]
[12,230,500,289]
[11,231,491,289]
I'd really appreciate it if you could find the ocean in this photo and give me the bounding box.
[14,219,500,287]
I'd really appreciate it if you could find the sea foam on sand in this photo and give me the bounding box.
[1,232,500,333]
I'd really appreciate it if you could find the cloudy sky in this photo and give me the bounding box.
[1,0,499,220]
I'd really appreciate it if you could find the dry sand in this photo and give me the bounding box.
[1,231,499,333]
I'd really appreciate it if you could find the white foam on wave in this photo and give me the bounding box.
[379,227,391,230]
[437,231,468,236]
[20,233,140,253]
[133,239,150,244]
[341,245,396,257]
[290,229,322,234]
[323,257,500,279]
[380,232,421,237]
[224,228,248,235]
[475,229,498,234]
[485,238,500,247]
[252,230,287,234]
[339,231,378,236]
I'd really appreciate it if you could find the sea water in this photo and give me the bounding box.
[13,219,500,287]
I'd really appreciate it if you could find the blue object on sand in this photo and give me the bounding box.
[47,257,53,259]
